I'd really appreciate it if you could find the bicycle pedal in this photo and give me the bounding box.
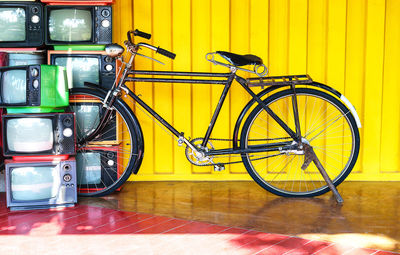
[214,164,225,171]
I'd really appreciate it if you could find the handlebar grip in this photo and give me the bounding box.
[134,29,151,39]
[127,31,133,43]
[156,47,176,59]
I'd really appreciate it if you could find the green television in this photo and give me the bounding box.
[0,65,69,113]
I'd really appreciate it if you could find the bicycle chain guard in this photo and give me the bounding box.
[185,138,215,166]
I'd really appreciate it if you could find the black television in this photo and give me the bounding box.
[0,2,44,47]
[45,5,112,45]
[2,112,76,157]
[77,146,120,194]
[48,50,116,89]
[5,158,77,211]
[69,95,121,145]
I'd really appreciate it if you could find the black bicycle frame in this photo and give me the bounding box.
[116,69,300,156]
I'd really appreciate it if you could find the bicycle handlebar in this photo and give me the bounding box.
[156,46,176,59]
[134,29,151,39]
[126,29,176,60]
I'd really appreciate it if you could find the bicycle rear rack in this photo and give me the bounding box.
[246,74,313,88]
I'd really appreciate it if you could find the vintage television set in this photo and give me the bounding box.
[4,49,46,66]
[5,158,77,211]
[40,0,114,5]
[77,146,121,193]
[0,64,69,113]
[45,5,112,45]
[69,95,121,145]
[0,2,44,47]
[48,50,116,89]
[2,112,76,157]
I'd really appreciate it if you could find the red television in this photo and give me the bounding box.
[40,0,114,5]
[76,145,121,194]
[0,48,46,66]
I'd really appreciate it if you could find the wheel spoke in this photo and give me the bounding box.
[241,89,359,197]
[69,89,139,197]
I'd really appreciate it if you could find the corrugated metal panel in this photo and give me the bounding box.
[112,0,400,181]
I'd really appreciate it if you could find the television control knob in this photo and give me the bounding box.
[31,15,40,24]
[105,56,113,63]
[63,174,72,182]
[63,128,73,138]
[101,19,110,28]
[63,117,73,127]
[32,80,39,89]
[107,160,114,166]
[31,68,39,77]
[63,164,71,171]
[101,9,111,17]
[105,64,113,71]
[31,7,39,14]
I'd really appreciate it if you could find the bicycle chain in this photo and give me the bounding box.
[186,137,289,167]
[208,137,291,142]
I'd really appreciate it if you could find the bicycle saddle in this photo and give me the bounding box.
[216,51,263,66]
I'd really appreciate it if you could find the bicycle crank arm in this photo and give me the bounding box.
[302,144,344,204]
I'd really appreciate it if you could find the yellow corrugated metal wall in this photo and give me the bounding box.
[112,0,400,181]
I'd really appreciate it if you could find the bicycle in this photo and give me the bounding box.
[70,29,361,201]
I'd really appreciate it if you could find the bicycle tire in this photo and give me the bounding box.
[68,88,143,197]
[240,88,360,197]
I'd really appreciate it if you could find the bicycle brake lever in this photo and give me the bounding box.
[135,52,165,65]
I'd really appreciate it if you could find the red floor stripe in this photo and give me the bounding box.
[0,201,399,255]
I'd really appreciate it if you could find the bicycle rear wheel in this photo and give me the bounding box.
[240,88,360,197]
[68,88,143,197]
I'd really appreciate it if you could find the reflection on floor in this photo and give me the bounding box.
[80,181,400,252]
[1,181,400,254]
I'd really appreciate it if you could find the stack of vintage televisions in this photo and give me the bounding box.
[0,0,115,211]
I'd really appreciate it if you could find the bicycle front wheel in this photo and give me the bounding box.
[68,88,143,197]
[240,88,360,197]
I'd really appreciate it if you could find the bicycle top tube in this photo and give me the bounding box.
[125,70,232,85]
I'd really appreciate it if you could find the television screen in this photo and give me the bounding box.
[0,8,26,42]
[6,118,53,153]
[1,69,27,104]
[72,104,100,140]
[54,56,99,88]
[11,166,58,201]
[48,8,92,42]
[76,152,101,185]
[68,97,120,145]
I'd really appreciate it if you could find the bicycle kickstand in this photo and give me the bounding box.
[301,144,344,204]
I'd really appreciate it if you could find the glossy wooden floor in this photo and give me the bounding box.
[81,181,400,252]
